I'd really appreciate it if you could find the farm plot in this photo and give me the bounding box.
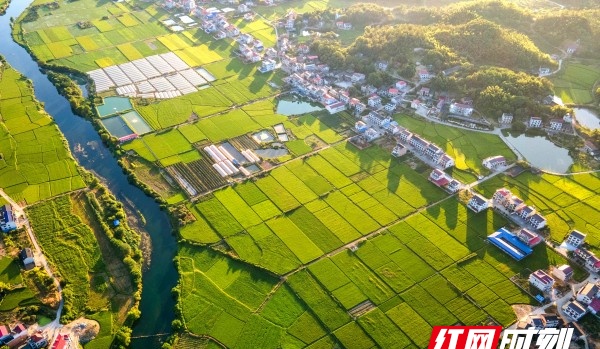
[0,63,85,204]
[178,243,332,348]
[26,194,104,320]
[551,62,600,104]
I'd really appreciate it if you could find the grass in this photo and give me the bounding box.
[0,257,23,285]
[0,64,85,204]
[395,115,517,174]
[26,194,105,320]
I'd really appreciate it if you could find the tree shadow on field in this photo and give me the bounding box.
[96,0,112,8]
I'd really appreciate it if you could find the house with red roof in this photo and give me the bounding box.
[529,270,554,292]
[517,228,542,247]
[51,334,70,349]
[588,298,600,315]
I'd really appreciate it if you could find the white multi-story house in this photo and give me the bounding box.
[482,155,506,170]
[501,113,513,124]
[576,282,599,305]
[529,117,543,128]
[566,230,586,247]
[549,119,563,131]
[552,265,574,282]
[467,193,488,213]
[529,270,554,292]
[562,301,587,321]
[449,102,474,117]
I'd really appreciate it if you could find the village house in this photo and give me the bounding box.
[238,3,250,12]
[355,102,366,115]
[588,298,600,315]
[516,205,536,220]
[447,179,461,193]
[396,80,407,90]
[529,116,543,128]
[336,21,352,30]
[418,87,430,97]
[366,111,389,127]
[0,204,17,233]
[438,155,455,169]
[552,265,574,282]
[539,67,551,76]
[549,118,563,131]
[529,270,554,292]
[467,193,489,213]
[576,282,599,305]
[19,248,35,270]
[500,113,513,124]
[50,334,70,349]
[429,169,450,188]
[449,102,474,117]
[418,68,432,82]
[566,230,586,247]
[325,102,346,114]
[562,301,587,321]
[517,228,542,247]
[351,72,365,83]
[583,141,599,158]
[355,120,368,133]
[367,94,382,108]
[364,128,380,142]
[410,135,429,153]
[387,88,399,97]
[361,85,377,95]
[376,61,388,71]
[411,99,421,109]
[384,103,396,113]
[574,248,600,273]
[425,143,444,160]
[398,129,413,143]
[482,155,506,170]
[392,144,407,157]
[527,213,547,230]
[258,59,277,73]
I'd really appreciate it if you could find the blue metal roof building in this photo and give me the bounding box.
[487,228,533,261]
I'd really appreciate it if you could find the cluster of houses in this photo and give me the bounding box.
[1,204,17,233]
[492,188,547,230]
[0,323,54,349]
[568,229,600,273]
[487,226,543,261]
[518,311,584,341]
[529,265,600,322]
[428,169,462,193]
[528,114,574,134]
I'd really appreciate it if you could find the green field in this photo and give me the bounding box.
[175,128,589,346]
[551,62,600,104]
[0,64,86,204]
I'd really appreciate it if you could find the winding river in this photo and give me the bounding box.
[0,1,176,348]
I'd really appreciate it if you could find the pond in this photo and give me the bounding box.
[573,107,600,131]
[501,132,574,173]
[276,99,322,115]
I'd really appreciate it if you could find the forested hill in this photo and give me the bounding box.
[311,1,600,74]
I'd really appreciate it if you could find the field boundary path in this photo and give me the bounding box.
[0,188,64,324]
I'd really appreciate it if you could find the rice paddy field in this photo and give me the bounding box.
[551,62,600,104]
[0,62,85,204]
[176,132,587,347]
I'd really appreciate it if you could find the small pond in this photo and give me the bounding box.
[276,99,322,115]
[573,107,600,131]
[501,132,574,173]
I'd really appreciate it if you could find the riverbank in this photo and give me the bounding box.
[0,0,178,347]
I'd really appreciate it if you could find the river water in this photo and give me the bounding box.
[0,1,176,348]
